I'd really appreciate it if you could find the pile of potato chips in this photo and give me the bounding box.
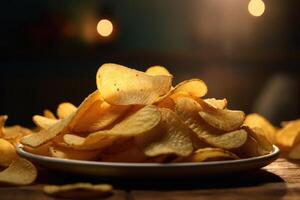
[18,63,275,163]
[0,116,37,185]
[2,63,300,186]
[244,113,300,159]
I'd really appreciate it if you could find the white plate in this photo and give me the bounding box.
[17,144,280,178]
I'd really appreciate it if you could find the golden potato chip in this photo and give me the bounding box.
[64,105,161,150]
[136,108,193,157]
[288,142,300,159]
[0,115,8,137]
[170,79,208,99]
[49,146,100,160]
[243,126,273,155]
[66,90,129,133]
[244,113,277,144]
[203,98,227,109]
[175,97,247,149]
[3,125,32,139]
[33,115,58,129]
[43,109,56,119]
[23,142,52,156]
[145,65,172,76]
[198,99,245,132]
[43,183,113,199]
[22,91,119,147]
[96,63,172,105]
[276,119,300,148]
[21,113,73,148]
[0,158,37,185]
[57,102,77,119]
[0,138,17,167]
[186,148,238,162]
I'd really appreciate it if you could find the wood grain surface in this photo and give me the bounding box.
[0,158,299,200]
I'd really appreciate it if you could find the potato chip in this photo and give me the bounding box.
[22,91,119,147]
[175,97,247,149]
[2,126,31,141]
[0,158,37,185]
[70,100,129,133]
[186,148,238,162]
[276,119,300,148]
[203,98,227,109]
[65,90,129,133]
[289,142,300,159]
[0,138,17,167]
[49,146,100,160]
[145,65,172,76]
[198,99,245,132]
[43,183,113,199]
[0,115,8,137]
[57,102,77,119]
[136,108,193,157]
[21,113,73,148]
[64,105,161,150]
[243,126,273,155]
[170,79,208,99]
[23,142,52,156]
[96,63,172,105]
[43,109,56,119]
[244,113,277,144]
[33,115,58,129]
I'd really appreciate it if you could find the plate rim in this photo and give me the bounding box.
[17,144,280,168]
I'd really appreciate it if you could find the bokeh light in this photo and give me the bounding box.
[97,19,113,37]
[248,0,265,17]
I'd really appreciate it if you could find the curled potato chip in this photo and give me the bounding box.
[0,158,37,185]
[64,105,161,150]
[33,115,58,129]
[203,98,227,109]
[96,63,172,105]
[0,115,8,137]
[43,109,56,119]
[289,142,300,159]
[0,138,18,167]
[175,97,247,149]
[43,183,113,199]
[57,102,77,119]
[186,148,239,162]
[21,113,73,148]
[276,119,300,148]
[136,108,193,157]
[3,125,32,140]
[198,99,245,132]
[243,126,273,155]
[244,113,277,144]
[67,90,129,133]
[23,142,52,156]
[49,146,100,160]
[170,79,208,99]
[145,65,172,76]
[21,91,117,147]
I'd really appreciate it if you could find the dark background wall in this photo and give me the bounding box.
[0,0,299,127]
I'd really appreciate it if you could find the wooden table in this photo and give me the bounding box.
[1,158,300,200]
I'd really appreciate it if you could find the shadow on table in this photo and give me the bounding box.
[37,168,285,190]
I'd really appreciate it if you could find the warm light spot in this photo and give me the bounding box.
[97,19,113,37]
[248,0,265,17]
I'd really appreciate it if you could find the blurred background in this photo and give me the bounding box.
[0,0,299,127]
